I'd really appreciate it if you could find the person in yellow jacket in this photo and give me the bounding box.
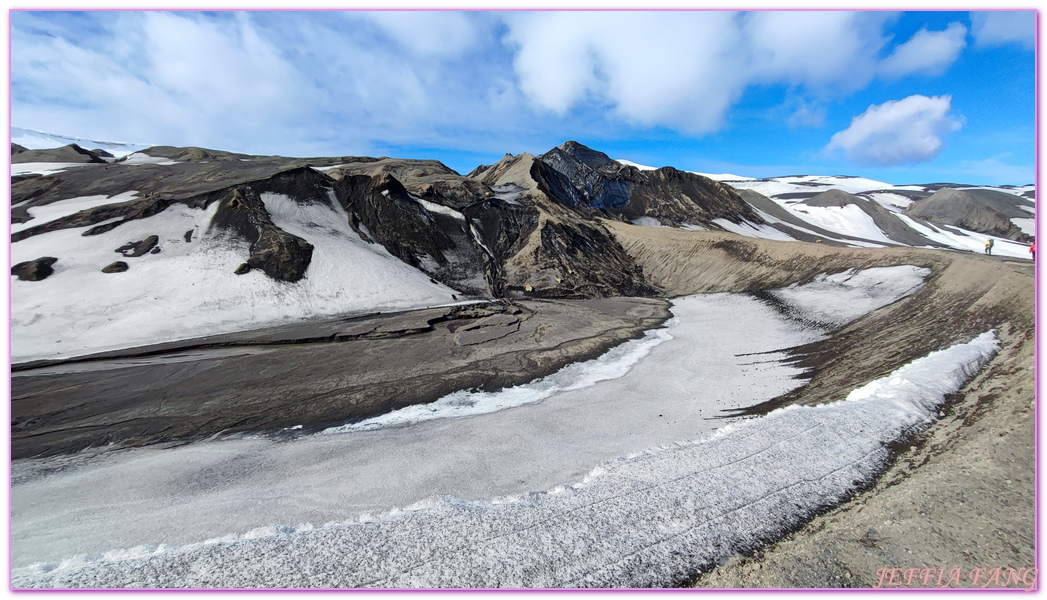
[985,238,994,255]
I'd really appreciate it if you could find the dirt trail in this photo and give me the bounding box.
[606,221,1035,589]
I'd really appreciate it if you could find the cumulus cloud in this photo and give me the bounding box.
[12,12,324,152]
[361,11,484,60]
[503,11,948,134]
[879,22,967,78]
[824,95,962,166]
[970,11,1035,49]
[505,11,747,133]
[743,11,892,92]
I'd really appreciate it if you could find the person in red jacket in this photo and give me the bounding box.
[1031,241,1036,260]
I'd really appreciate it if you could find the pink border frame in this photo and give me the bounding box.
[4,5,1042,594]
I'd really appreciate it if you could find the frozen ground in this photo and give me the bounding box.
[11,266,948,588]
[10,192,460,362]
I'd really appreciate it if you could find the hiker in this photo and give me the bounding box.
[1031,241,1036,260]
[985,238,994,255]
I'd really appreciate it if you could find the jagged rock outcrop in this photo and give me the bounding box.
[11,257,57,281]
[332,173,494,295]
[906,188,1031,242]
[532,141,764,229]
[210,187,314,282]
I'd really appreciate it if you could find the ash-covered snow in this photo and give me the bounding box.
[787,204,894,244]
[768,265,929,329]
[894,214,1032,259]
[10,192,459,362]
[12,328,998,588]
[12,191,140,234]
[10,162,98,177]
[712,216,797,242]
[120,152,179,166]
[1012,218,1036,237]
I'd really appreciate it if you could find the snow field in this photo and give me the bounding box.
[12,329,999,588]
[10,191,459,362]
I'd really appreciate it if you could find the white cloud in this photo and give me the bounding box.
[743,11,892,92]
[824,95,962,166]
[970,11,1035,49]
[362,11,483,60]
[504,11,937,134]
[12,12,323,152]
[505,12,748,134]
[879,22,967,78]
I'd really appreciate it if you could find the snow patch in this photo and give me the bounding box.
[631,216,663,227]
[769,265,930,329]
[12,191,140,233]
[11,162,96,177]
[121,153,179,166]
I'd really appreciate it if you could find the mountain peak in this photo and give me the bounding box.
[551,141,615,169]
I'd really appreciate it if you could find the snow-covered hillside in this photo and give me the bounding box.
[610,161,1035,257]
[11,189,460,362]
[722,175,1035,257]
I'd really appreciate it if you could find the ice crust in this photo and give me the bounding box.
[12,330,998,588]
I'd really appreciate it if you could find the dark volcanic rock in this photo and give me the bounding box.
[184,230,194,242]
[333,173,492,295]
[535,141,763,228]
[234,263,252,275]
[525,220,655,298]
[906,188,1031,242]
[11,257,57,281]
[102,261,129,273]
[12,143,27,154]
[210,186,314,282]
[13,195,172,242]
[116,235,160,257]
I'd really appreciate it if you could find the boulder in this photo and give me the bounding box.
[102,261,129,273]
[11,257,57,281]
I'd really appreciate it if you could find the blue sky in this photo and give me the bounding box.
[9,10,1036,185]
